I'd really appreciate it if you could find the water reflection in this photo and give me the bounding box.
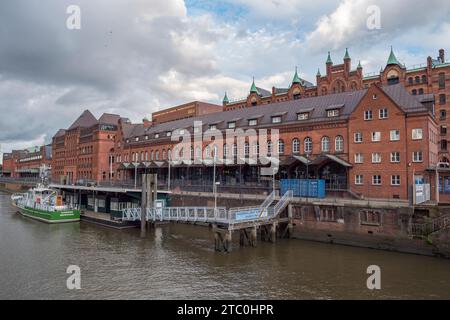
[1,191,450,300]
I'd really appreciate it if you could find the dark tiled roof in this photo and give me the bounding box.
[256,87,272,97]
[54,129,66,137]
[124,90,367,139]
[98,113,121,125]
[68,110,98,130]
[381,84,429,113]
[123,84,430,141]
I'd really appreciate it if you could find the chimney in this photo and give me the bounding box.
[439,49,445,63]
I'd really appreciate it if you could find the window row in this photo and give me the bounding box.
[354,128,422,143]
[354,151,423,163]
[355,175,401,186]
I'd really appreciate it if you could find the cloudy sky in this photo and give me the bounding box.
[0,0,450,159]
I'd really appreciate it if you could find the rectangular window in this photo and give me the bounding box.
[297,113,309,120]
[227,122,236,129]
[379,108,388,119]
[372,132,381,142]
[272,116,282,124]
[439,94,446,105]
[248,119,257,126]
[391,175,401,186]
[372,175,382,185]
[412,128,423,140]
[354,132,363,143]
[439,72,446,89]
[372,153,381,163]
[355,153,364,163]
[209,124,217,130]
[413,151,423,162]
[390,152,400,163]
[355,175,364,185]
[364,110,373,120]
[327,109,340,117]
[390,130,400,141]
[360,210,382,226]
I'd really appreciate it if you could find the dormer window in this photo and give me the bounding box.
[228,122,236,129]
[154,133,160,139]
[145,135,149,140]
[271,116,282,124]
[297,113,309,120]
[135,137,139,142]
[166,132,172,137]
[248,119,258,126]
[126,139,130,144]
[327,109,340,117]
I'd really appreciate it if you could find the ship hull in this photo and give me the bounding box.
[15,204,80,224]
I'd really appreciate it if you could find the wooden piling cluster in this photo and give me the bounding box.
[213,204,294,253]
[140,174,157,237]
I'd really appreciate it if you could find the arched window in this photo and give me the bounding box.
[304,137,312,154]
[292,139,300,154]
[213,145,218,159]
[244,142,250,156]
[408,77,413,85]
[321,136,330,152]
[190,146,194,160]
[412,89,417,95]
[168,149,172,160]
[223,144,229,158]
[155,151,159,160]
[195,146,201,159]
[204,146,211,159]
[151,151,154,160]
[278,140,285,155]
[145,151,148,161]
[418,88,424,95]
[421,75,427,84]
[162,150,166,160]
[252,142,259,156]
[415,76,420,84]
[267,141,273,155]
[335,136,344,152]
[232,143,237,157]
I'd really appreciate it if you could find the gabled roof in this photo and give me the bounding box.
[380,84,428,113]
[54,129,66,138]
[98,113,121,125]
[68,110,98,130]
[124,84,431,142]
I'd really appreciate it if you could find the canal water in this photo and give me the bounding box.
[1,191,450,300]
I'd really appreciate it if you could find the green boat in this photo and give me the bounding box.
[11,185,80,223]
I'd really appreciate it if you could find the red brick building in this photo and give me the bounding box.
[1,145,52,178]
[113,82,445,203]
[223,48,449,163]
[51,110,125,184]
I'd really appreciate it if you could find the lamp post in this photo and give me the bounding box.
[168,152,171,192]
[109,153,113,182]
[213,151,217,214]
[305,152,310,200]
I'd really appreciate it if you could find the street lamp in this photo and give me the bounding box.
[305,152,311,200]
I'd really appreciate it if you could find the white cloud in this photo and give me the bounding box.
[306,0,450,52]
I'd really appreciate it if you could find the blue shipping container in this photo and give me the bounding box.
[280,179,326,198]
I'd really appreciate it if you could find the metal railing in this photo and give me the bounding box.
[121,190,294,226]
[411,214,450,237]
